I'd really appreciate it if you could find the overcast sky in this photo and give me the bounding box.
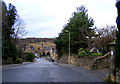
[4,0,117,38]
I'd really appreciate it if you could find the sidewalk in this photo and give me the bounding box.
[54,62,74,67]
[2,62,32,69]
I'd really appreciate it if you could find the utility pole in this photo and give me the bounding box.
[69,31,70,61]
[65,30,70,64]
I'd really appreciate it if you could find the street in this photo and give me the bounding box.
[2,58,105,82]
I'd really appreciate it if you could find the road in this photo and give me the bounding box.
[2,58,105,82]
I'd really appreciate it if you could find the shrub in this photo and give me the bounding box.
[71,54,77,57]
[17,49,24,58]
[78,48,89,57]
[25,52,35,62]
[16,58,23,63]
[40,55,45,58]
[90,53,102,56]
[8,57,12,60]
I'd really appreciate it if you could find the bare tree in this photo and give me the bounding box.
[13,15,27,38]
[12,15,27,44]
[93,25,116,55]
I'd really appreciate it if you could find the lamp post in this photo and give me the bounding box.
[65,30,70,64]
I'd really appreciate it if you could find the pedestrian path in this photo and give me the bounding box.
[2,62,32,69]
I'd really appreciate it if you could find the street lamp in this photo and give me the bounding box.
[65,30,70,64]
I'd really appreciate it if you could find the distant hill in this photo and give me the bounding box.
[18,38,55,44]
[17,38,56,53]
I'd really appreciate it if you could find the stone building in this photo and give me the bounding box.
[44,47,58,62]
[16,42,58,62]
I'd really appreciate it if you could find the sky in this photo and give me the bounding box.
[4,0,117,38]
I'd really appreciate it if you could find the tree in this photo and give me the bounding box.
[93,25,116,55]
[12,15,27,45]
[55,5,94,57]
[2,2,18,62]
[115,1,120,68]
[54,33,64,59]
[67,6,94,54]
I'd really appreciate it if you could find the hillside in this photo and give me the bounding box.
[19,38,55,44]
[17,38,56,53]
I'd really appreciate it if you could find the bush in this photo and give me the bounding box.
[16,58,23,63]
[2,39,17,60]
[71,54,77,57]
[25,52,35,62]
[78,48,89,57]
[17,49,24,58]
[90,53,102,56]
[40,55,45,58]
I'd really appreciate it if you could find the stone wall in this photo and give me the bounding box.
[2,59,13,64]
[58,55,68,64]
[58,54,111,70]
[90,52,111,70]
[68,56,96,66]
[58,55,96,66]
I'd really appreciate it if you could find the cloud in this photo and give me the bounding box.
[4,0,117,38]
[86,0,117,27]
[26,25,59,38]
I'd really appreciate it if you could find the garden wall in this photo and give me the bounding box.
[58,55,111,70]
[57,55,68,64]
[2,59,13,64]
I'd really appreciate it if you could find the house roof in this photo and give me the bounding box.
[44,47,52,51]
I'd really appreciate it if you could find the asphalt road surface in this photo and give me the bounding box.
[2,58,105,82]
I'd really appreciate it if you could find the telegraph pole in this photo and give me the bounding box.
[69,31,70,61]
[65,30,70,64]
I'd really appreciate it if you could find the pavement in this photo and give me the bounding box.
[2,58,109,82]
[2,62,32,70]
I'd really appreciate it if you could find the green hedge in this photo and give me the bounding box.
[78,48,89,57]
[16,58,23,63]
[90,53,102,56]
[25,52,35,62]
[39,53,46,58]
